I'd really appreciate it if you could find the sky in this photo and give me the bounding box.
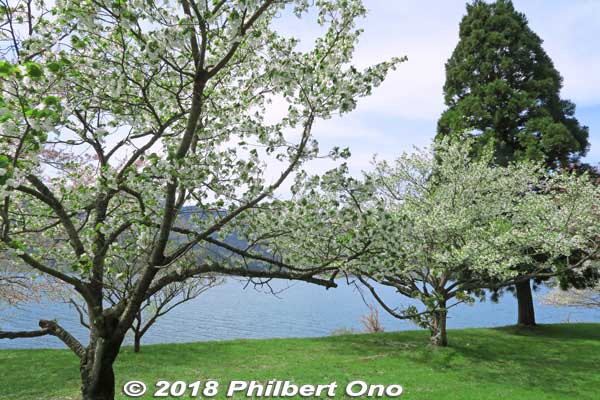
[274,0,600,175]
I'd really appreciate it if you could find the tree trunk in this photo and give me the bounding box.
[429,302,448,347]
[516,279,536,327]
[134,334,141,353]
[80,336,123,400]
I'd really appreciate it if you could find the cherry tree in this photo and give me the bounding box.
[0,263,60,306]
[0,263,38,306]
[64,242,223,353]
[342,139,599,346]
[542,284,600,309]
[0,0,402,398]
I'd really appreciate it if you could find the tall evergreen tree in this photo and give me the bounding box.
[437,0,590,326]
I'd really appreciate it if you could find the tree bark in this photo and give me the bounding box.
[516,279,536,327]
[0,329,50,339]
[429,302,448,347]
[134,334,141,353]
[39,320,86,356]
[80,336,123,400]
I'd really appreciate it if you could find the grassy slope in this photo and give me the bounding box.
[1,323,599,399]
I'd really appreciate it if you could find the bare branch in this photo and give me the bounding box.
[0,328,50,339]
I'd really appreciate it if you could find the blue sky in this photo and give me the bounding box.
[276,0,600,175]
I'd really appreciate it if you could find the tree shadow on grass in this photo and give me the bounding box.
[493,323,600,341]
[431,324,599,399]
[311,324,600,399]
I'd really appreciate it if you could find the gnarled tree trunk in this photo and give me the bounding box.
[429,301,448,347]
[516,279,536,327]
[80,331,124,400]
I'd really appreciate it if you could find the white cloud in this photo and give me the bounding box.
[350,0,600,119]
[272,0,600,167]
[350,0,464,120]
[511,0,600,105]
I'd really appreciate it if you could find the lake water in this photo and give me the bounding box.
[1,279,599,350]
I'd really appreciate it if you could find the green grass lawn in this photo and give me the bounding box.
[1,323,599,399]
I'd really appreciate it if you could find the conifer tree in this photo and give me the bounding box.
[437,0,590,326]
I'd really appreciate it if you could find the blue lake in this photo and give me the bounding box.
[1,279,599,350]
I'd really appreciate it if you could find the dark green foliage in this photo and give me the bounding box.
[437,0,589,168]
[437,1,595,322]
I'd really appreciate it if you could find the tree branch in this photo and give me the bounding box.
[0,329,50,339]
[38,319,85,358]
[145,263,337,303]
[20,175,86,257]
[0,320,85,359]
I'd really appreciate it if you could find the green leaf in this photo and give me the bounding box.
[25,62,44,79]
